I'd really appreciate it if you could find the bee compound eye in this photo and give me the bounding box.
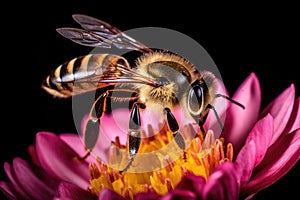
[188,82,204,115]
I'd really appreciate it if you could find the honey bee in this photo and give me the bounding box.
[42,14,244,173]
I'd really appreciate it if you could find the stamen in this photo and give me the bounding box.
[163,155,174,172]
[89,163,100,179]
[226,143,233,161]
[202,130,215,150]
[156,171,165,184]
[165,178,173,192]
[194,137,202,153]
[108,144,118,164]
[88,125,235,198]
[190,151,201,166]
[96,159,108,172]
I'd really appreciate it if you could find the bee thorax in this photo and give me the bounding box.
[138,83,178,108]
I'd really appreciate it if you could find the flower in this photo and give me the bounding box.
[0,72,299,200]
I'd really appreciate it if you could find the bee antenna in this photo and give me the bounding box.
[215,94,245,109]
[207,104,224,133]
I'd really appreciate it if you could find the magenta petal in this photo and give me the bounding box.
[223,73,261,156]
[3,162,31,199]
[242,129,300,197]
[13,158,58,200]
[203,162,240,200]
[235,140,256,185]
[135,192,161,200]
[245,114,274,166]
[0,181,19,200]
[58,182,97,200]
[101,109,130,145]
[260,84,295,146]
[28,144,41,167]
[175,173,205,197]
[284,97,300,134]
[36,131,90,189]
[98,188,126,200]
[59,133,97,164]
[236,114,274,184]
[160,189,197,200]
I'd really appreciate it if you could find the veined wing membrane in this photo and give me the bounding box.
[57,14,153,52]
[56,28,112,48]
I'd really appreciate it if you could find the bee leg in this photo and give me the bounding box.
[120,103,143,174]
[76,92,108,161]
[198,113,208,135]
[76,118,101,161]
[164,108,186,160]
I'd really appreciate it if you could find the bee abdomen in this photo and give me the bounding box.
[42,54,128,98]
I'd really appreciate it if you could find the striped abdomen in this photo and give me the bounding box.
[42,54,129,98]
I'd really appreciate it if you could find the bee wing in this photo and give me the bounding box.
[56,28,112,48]
[74,63,159,86]
[56,14,153,52]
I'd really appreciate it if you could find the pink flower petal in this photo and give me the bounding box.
[235,114,274,186]
[3,162,31,199]
[59,133,97,164]
[0,181,20,200]
[242,129,300,197]
[203,162,240,200]
[259,84,295,146]
[160,189,197,200]
[135,192,161,200]
[175,173,206,197]
[81,114,116,163]
[99,109,129,145]
[223,73,261,156]
[58,181,97,200]
[243,114,274,167]
[284,97,300,134]
[36,131,90,189]
[98,188,126,200]
[235,140,256,185]
[13,158,59,200]
[28,144,41,167]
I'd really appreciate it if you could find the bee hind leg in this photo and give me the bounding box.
[76,91,109,161]
[164,107,186,160]
[120,102,144,174]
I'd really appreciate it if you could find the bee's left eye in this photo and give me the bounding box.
[187,81,204,115]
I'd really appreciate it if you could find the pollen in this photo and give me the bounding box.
[88,125,234,199]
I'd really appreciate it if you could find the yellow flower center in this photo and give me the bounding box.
[87,125,233,199]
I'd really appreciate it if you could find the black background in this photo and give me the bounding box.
[1,1,299,199]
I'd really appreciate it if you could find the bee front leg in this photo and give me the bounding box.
[120,103,143,174]
[76,92,108,161]
[164,108,186,159]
